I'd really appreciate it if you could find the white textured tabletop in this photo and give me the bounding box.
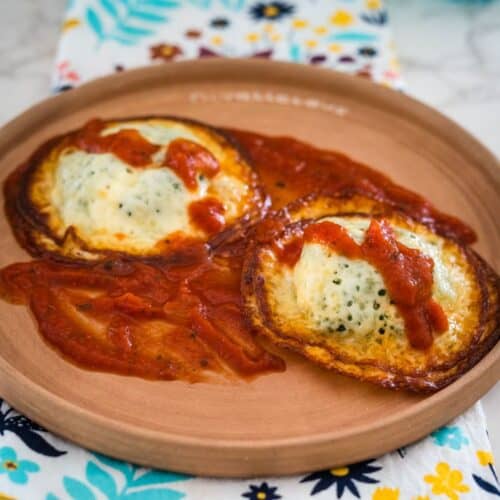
[0,0,498,460]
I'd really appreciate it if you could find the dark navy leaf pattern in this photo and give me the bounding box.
[301,460,381,498]
[473,463,500,496]
[10,427,66,457]
[0,400,66,457]
[473,474,500,496]
[242,482,281,499]
[4,414,45,433]
[360,10,388,25]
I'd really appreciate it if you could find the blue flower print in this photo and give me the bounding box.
[431,426,469,450]
[0,446,40,484]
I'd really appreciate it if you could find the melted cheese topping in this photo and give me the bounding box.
[51,151,207,250]
[273,216,462,337]
[102,120,199,146]
[46,120,254,253]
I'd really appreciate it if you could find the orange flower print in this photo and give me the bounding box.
[185,29,202,39]
[150,43,183,62]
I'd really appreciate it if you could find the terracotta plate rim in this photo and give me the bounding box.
[0,60,498,476]
[1,341,499,449]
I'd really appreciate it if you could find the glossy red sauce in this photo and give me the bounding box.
[0,246,284,381]
[278,219,448,349]
[189,198,226,235]
[71,120,220,192]
[0,127,472,380]
[71,119,160,167]
[229,130,476,245]
[164,138,220,190]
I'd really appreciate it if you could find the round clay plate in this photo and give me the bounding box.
[0,60,498,478]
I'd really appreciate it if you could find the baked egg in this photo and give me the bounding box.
[6,117,265,260]
[243,194,500,392]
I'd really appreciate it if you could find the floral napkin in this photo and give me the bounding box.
[0,1,497,499]
[0,400,496,499]
[52,0,403,91]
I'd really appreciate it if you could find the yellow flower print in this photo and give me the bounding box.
[263,23,274,33]
[314,26,328,36]
[245,32,260,42]
[330,10,354,27]
[372,487,399,500]
[0,494,16,500]
[412,496,430,500]
[366,0,382,9]
[292,18,308,29]
[328,43,342,53]
[305,40,318,49]
[477,450,494,466]
[330,466,349,476]
[270,33,282,42]
[211,35,223,46]
[62,17,80,33]
[264,5,279,17]
[424,462,470,500]
[390,57,401,71]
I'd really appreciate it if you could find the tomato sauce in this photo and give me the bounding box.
[0,246,284,381]
[189,198,226,235]
[164,138,220,190]
[0,126,473,380]
[71,119,160,167]
[283,219,448,349]
[229,130,476,244]
[71,120,221,191]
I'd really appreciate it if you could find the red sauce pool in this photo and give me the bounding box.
[229,130,476,245]
[0,246,284,381]
[0,127,475,381]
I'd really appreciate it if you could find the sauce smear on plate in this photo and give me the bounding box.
[0,127,474,381]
